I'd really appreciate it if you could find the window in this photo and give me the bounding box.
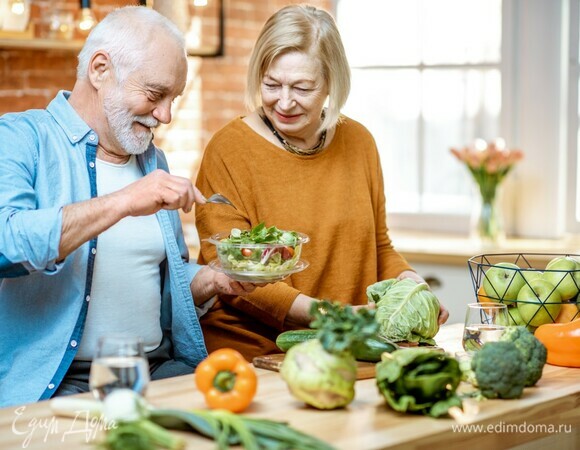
[570,0,580,231]
[337,0,502,232]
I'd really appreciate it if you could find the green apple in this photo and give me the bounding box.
[521,269,543,285]
[496,307,536,332]
[542,256,580,300]
[482,262,525,303]
[517,279,562,327]
[496,306,523,326]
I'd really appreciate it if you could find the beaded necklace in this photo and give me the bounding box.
[259,108,327,156]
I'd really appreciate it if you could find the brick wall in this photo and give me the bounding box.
[0,0,332,242]
[0,0,130,115]
[1,0,333,151]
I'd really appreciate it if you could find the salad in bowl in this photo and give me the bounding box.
[206,223,309,282]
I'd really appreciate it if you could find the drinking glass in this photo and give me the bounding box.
[462,302,509,353]
[89,335,150,400]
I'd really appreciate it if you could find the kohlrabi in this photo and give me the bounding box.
[280,300,378,410]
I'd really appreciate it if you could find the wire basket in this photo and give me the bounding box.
[467,253,580,330]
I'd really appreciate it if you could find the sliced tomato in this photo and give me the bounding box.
[280,246,295,260]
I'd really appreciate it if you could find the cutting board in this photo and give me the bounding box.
[252,353,376,380]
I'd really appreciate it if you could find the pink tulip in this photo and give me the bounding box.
[449,139,523,187]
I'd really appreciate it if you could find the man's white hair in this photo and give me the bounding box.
[76,6,185,82]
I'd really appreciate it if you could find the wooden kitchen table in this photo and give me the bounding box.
[0,324,578,450]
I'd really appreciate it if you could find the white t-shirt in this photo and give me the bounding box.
[75,156,166,360]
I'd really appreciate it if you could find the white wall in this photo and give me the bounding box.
[503,0,572,238]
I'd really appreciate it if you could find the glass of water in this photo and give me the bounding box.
[89,335,150,400]
[462,302,509,353]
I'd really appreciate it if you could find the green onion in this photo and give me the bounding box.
[150,408,334,450]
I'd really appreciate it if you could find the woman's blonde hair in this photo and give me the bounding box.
[245,4,351,132]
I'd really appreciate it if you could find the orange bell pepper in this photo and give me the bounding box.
[194,348,258,412]
[534,318,580,368]
[555,303,580,323]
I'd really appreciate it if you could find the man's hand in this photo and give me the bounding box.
[114,169,206,216]
[58,170,206,260]
[190,266,259,306]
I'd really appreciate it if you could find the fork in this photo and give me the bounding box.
[206,193,237,209]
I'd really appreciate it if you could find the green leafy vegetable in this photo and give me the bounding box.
[310,300,379,354]
[367,278,440,344]
[375,348,463,418]
[217,223,303,274]
[224,222,299,245]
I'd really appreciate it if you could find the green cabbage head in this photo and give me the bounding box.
[367,278,440,344]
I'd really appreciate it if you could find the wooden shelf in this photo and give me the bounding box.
[0,38,222,56]
[0,38,84,51]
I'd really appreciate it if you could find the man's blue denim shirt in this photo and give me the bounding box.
[0,91,208,407]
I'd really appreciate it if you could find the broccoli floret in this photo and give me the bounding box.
[471,341,527,399]
[499,326,547,387]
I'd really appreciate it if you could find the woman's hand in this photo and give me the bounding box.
[436,303,449,325]
[396,270,427,284]
[396,270,449,325]
[285,294,318,328]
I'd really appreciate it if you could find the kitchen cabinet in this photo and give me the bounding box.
[409,262,473,325]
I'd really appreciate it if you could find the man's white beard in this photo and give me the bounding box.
[103,90,159,155]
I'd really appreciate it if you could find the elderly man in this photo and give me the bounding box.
[0,6,250,407]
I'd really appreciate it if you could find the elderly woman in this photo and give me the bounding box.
[195,4,449,360]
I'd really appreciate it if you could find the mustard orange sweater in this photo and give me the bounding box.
[195,116,412,359]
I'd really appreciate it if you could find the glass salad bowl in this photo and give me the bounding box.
[206,224,309,283]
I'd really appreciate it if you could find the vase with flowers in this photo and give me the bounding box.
[451,138,523,243]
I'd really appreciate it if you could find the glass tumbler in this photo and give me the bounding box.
[89,335,150,400]
[462,302,509,353]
